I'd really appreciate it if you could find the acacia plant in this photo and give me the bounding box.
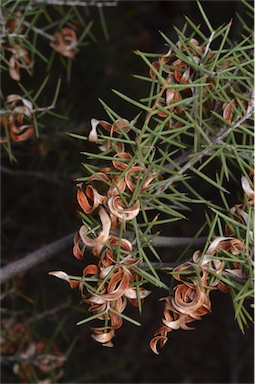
[50,0,254,354]
[1,0,253,371]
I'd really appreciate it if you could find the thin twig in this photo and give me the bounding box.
[138,261,186,270]
[0,232,76,285]
[22,20,54,41]
[1,165,67,185]
[25,302,70,324]
[0,233,207,284]
[151,235,207,248]
[30,0,117,6]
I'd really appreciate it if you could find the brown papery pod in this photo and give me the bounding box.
[79,206,111,247]
[112,152,133,171]
[50,27,78,58]
[107,196,140,221]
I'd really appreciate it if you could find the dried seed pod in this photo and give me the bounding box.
[112,152,133,171]
[6,45,33,81]
[6,94,33,117]
[77,183,105,214]
[79,206,111,247]
[124,166,145,191]
[107,196,140,221]
[91,327,115,347]
[50,27,78,58]
[0,95,35,142]
[111,118,131,134]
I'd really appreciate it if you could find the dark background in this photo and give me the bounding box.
[1,1,254,383]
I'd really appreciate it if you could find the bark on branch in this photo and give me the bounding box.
[0,233,207,285]
[0,232,76,285]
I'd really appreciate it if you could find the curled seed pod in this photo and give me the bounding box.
[50,27,78,58]
[73,232,85,260]
[107,196,140,221]
[91,327,115,347]
[170,284,209,316]
[112,152,133,171]
[7,45,33,81]
[6,94,33,117]
[107,177,126,197]
[79,206,111,247]
[111,118,131,134]
[125,166,145,191]
[9,124,35,142]
[77,183,105,214]
[1,95,35,142]
[107,235,133,252]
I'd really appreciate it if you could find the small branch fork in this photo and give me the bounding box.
[0,233,207,285]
